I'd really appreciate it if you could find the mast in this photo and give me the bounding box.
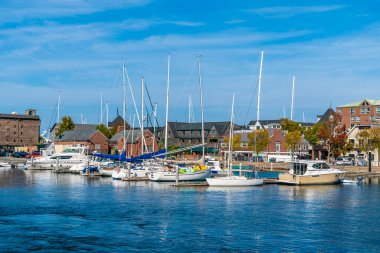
[153,103,157,152]
[257,51,264,122]
[57,90,61,124]
[141,77,144,155]
[198,56,205,160]
[228,93,235,177]
[131,114,135,156]
[100,92,103,125]
[122,60,127,152]
[164,53,171,153]
[106,100,109,128]
[291,76,295,121]
[188,95,191,123]
[80,113,83,124]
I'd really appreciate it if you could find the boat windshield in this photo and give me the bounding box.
[312,163,330,169]
[291,163,307,175]
[62,148,82,153]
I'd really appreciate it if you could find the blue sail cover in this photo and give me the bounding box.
[93,149,166,162]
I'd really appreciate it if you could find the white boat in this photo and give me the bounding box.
[149,166,211,182]
[278,160,345,185]
[207,176,264,186]
[27,146,89,168]
[0,162,11,169]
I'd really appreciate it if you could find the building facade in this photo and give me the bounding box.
[337,99,380,129]
[54,129,109,153]
[0,109,40,146]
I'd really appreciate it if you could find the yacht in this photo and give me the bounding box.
[278,160,345,185]
[27,146,89,169]
[149,164,211,182]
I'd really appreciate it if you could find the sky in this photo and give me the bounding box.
[1,0,380,133]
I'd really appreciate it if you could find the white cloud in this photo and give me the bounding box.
[246,5,345,18]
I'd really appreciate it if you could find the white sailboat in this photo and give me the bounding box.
[207,52,266,187]
[150,55,210,182]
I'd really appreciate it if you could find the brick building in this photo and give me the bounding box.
[110,129,159,157]
[0,109,40,146]
[337,99,380,129]
[54,129,109,153]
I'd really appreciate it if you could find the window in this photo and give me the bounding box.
[21,125,23,128]
[371,116,375,121]
[14,132,16,135]
[362,101,369,106]
[14,125,16,128]
[350,124,354,128]
[377,107,380,113]
[276,141,281,153]
[182,131,185,136]
[361,108,370,114]
[350,108,355,115]
[356,116,360,122]
[190,131,193,137]
[350,116,354,122]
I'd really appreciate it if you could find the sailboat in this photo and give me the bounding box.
[149,55,211,182]
[207,52,266,187]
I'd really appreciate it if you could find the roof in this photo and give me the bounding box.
[167,121,237,138]
[0,113,40,120]
[317,108,335,123]
[338,99,380,108]
[110,129,151,143]
[108,115,125,127]
[55,129,97,142]
[74,124,98,131]
[248,120,282,126]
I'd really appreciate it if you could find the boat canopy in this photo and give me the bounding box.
[93,149,166,162]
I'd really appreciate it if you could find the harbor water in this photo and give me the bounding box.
[1,169,379,252]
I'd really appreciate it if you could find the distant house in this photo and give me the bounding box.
[54,129,109,153]
[337,99,380,129]
[317,107,335,123]
[109,129,159,157]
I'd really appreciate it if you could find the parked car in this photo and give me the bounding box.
[356,158,368,167]
[25,151,41,159]
[12,151,28,158]
[335,156,353,166]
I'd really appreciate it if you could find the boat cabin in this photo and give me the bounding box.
[291,161,331,175]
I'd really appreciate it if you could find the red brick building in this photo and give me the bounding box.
[337,99,380,129]
[110,129,159,157]
[0,109,40,146]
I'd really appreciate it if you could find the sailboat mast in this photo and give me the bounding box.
[141,77,144,155]
[122,60,127,151]
[100,92,103,125]
[198,56,205,160]
[291,76,295,121]
[228,93,235,177]
[257,51,264,122]
[164,53,171,153]
[153,103,157,152]
[131,114,135,156]
[57,91,61,123]
[188,95,191,123]
[106,100,109,128]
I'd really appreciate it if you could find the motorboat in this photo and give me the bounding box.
[149,164,211,182]
[278,160,345,185]
[0,162,11,169]
[206,175,264,187]
[27,146,89,169]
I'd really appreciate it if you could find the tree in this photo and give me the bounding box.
[280,118,302,132]
[224,133,242,150]
[96,124,112,139]
[356,128,380,165]
[284,130,302,159]
[303,123,321,159]
[247,129,270,161]
[317,113,347,163]
[55,116,75,137]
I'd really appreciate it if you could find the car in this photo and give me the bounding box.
[25,151,41,159]
[335,156,353,166]
[12,151,28,158]
[356,158,367,166]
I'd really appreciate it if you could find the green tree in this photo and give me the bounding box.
[55,116,75,137]
[96,124,112,139]
[303,123,321,159]
[284,130,302,159]
[280,118,302,132]
[224,133,242,150]
[247,129,270,161]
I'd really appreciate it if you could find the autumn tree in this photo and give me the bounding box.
[55,116,75,137]
[224,133,242,150]
[247,129,270,162]
[356,128,380,166]
[317,113,347,163]
[281,119,302,159]
[96,124,112,139]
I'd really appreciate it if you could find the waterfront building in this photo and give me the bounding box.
[109,129,159,156]
[0,109,40,147]
[54,129,109,153]
[336,99,380,129]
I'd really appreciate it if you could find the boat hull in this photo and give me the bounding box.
[150,169,211,182]
[278,172,344,185]
[206,176,264,186]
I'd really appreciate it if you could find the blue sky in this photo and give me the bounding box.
[1,0,380,132]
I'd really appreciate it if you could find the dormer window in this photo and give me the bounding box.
[362,101,369,106]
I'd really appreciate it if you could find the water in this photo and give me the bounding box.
[1,169,380,252]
